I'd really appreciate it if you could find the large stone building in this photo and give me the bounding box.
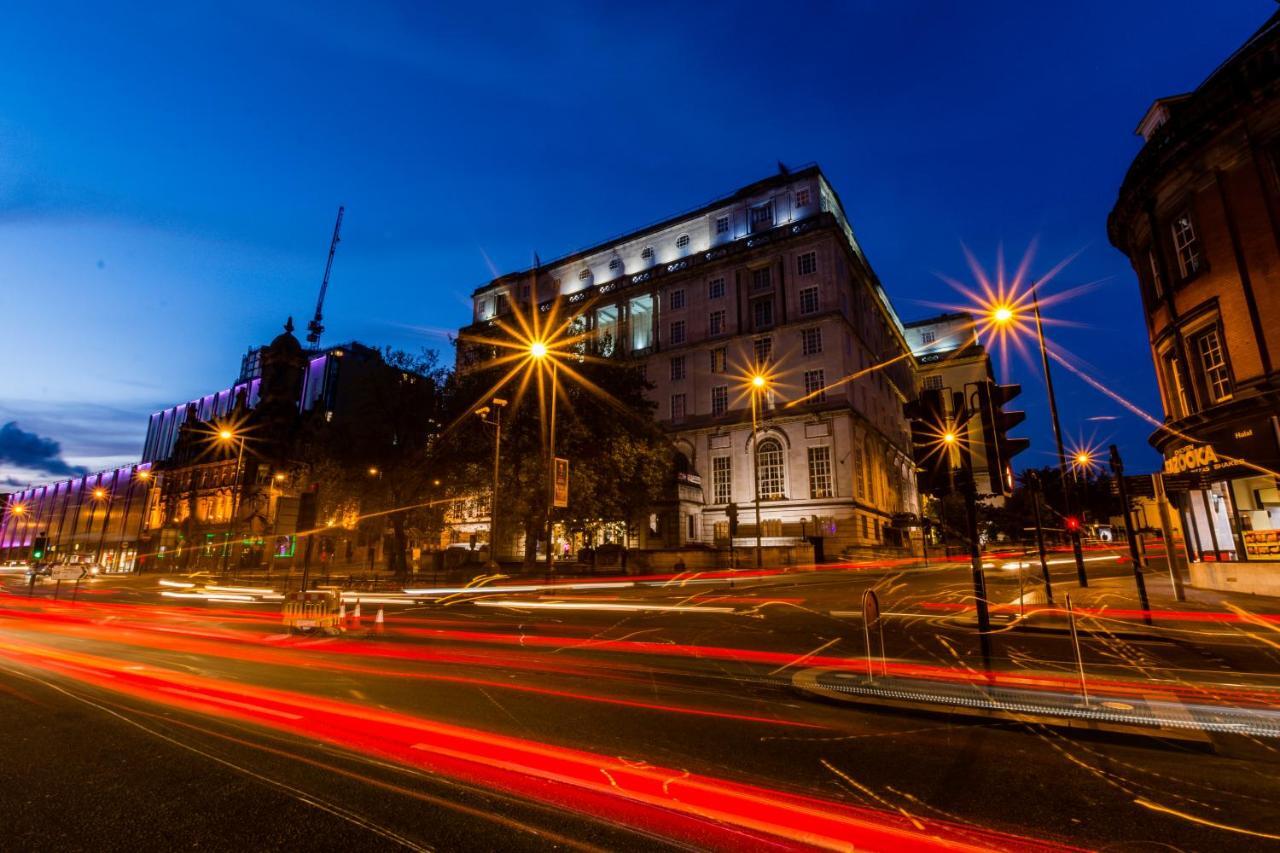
[458,166,919,556]
[1108,11,1280,593]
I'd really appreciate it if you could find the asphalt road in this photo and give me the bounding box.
[2,556,1279,851]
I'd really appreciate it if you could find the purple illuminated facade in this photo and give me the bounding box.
[0,463,155,571]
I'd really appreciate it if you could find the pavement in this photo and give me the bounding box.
[2,552,1280,850]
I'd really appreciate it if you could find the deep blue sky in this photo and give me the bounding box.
[0,1,1271,485]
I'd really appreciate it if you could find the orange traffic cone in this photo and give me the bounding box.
[352,601,362,623]
[374,607,385,635]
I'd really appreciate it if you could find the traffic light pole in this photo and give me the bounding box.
[1109,445,1152,622]
[954,392,992,642]
[1032,288,1088,588]
[1028,473,1054,604]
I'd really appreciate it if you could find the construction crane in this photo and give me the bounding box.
[306,205,345,347]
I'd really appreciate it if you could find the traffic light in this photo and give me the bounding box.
[1064,516,1081,534]
[903,387,954,497]
[726,502,740,538]
[975,381,1029,497]
[30,533,48,562]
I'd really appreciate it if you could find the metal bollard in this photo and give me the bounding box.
[1065,594,1089,705]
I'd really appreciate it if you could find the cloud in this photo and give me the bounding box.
[0,422,90,478]
[1085,415,1119,422]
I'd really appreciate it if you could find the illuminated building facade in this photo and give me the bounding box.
[1109,12,1280,591]
[0,463,156,571]
[459,166,918,555]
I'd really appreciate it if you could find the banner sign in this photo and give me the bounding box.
[553,457,569,508]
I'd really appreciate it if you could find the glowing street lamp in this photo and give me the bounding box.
[747,372,772,569]
[216,426,247,575]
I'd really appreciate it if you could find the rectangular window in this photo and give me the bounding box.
[749,202,774,232]
[708,310,726,337]
[716,215,730,235]
[807,446,833,499]
[1163,352,1191,417]
[712,456,732,503]
[922,374,944,391]
[799,286,819,315]
[797,251,817,276]
[804,369,827,402]
[708,277,725,299]
[751,266,772,291]
[921,330,936,345]
[1194,327,1232,402]
[711,385,728,415]
[1148,249,1164,299]
[670,355,686,381]
[753,336,773,364]
[795,188,811,208]
[854,447,868,499]
[669,289,686,310]
[670,393,686,423]
[801,327,822,355]
[495,293,509,315]
[1171,211,1202,278]
[670,320,686,345]
[752,298,774,329]
[710,347,727,373]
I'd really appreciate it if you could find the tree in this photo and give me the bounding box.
[437,353,671,568]
[295,348,448,576]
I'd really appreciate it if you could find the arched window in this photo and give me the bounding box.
[578,268,592,281]
[676,234,690,249]
[641,246,654,262]
[609,257,622,273]
[755,438,785,500]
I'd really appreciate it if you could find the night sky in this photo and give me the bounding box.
[0,1,1271,486]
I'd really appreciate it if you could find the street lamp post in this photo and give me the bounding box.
[475,397,508,571]
[218,429,246,576]
[1029,288,1089,587]
[750,373,768,569]
[92,482,115,568]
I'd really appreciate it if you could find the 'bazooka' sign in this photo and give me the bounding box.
[1164,443,1220,474]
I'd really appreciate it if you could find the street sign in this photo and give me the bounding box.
[49,565,86,581]
[553,457,569,508]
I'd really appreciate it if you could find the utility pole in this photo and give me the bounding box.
[1110,445,1152,622]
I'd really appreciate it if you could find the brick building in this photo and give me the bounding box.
[1108,11,1280,592]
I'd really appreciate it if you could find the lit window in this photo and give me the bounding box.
[1194,327,1232,402]
[796,188,811,208]
[1171,212,1201,278]
[578,268,591,281]
[753,337,773,363]
[710,347,727,373]
[708,277,725,299]
[801,327,822,355]
[922,375,944,391]
[670,289,686,310]
[750,203,774,233]
[670,320,686,345]
[716,215,730,235]
[755,438,785,500]
[799,286,819,315]
[670,393,687,423]
[670,356,686,381]
[712,456,732,503]
[708,310,726,337]
[641,246,655,262]
[711,385,728,415]
[609,257,622,273]
[807,446,833,499]
[752,297,774,329]
[676,234,690,249]
[804,369,826,402]
[751,267,772,291]
[797,251,817,276]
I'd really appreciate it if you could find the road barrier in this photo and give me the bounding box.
[283,588,343,634]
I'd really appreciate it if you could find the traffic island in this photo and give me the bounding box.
[792,666,1280,744]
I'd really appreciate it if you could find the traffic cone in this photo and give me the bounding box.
[352,601,362,623]
[374,607,385,635]
[339,603,347,622]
